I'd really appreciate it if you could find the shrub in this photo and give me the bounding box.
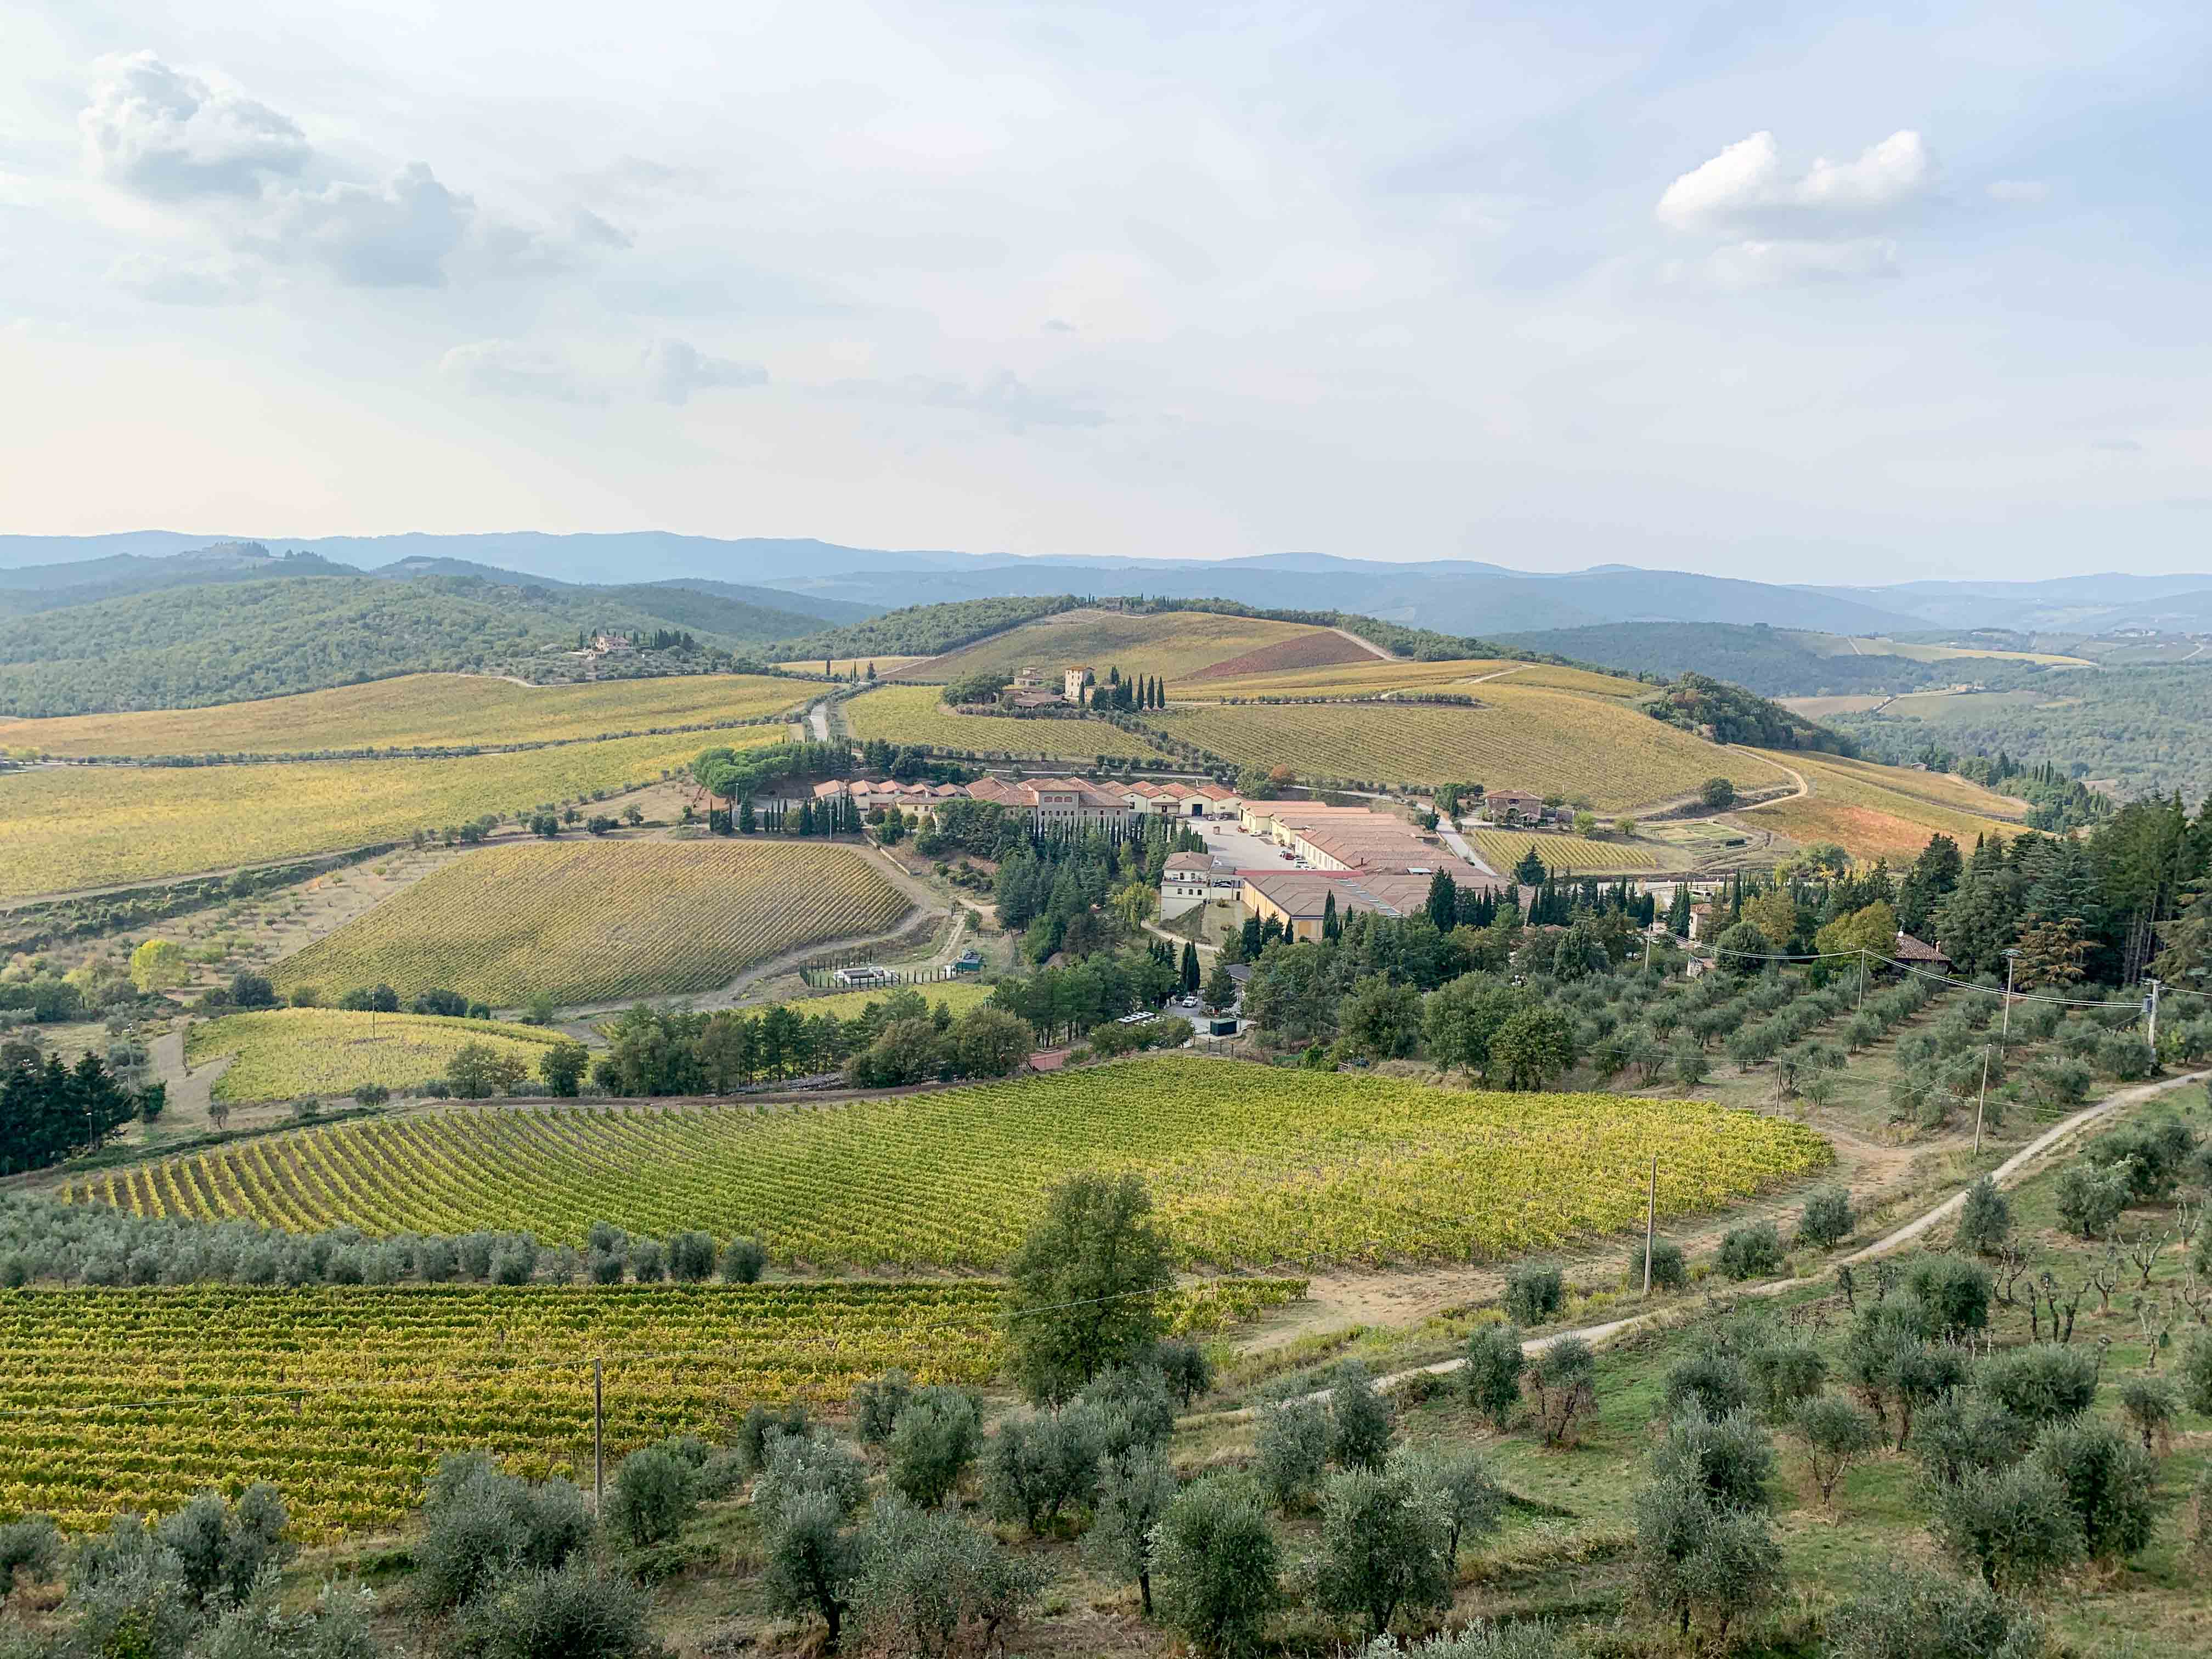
[1745,1339,1829,1420]
[667,1231,716,1282]
[752,1430,868,1526]
[605,1447,696,1549]
[2118,1375,2180,1453]
[851,1369,913,1447]
[1462,1323,1525,1430]
[0,1514,64,1594]
[1903,1255,1992,1339]
[759,1486,859,1649]
[1081,1447,1179,1617]
[446,1555,656,1659]
[1717,1222,1784,1281]
[1075,1364,1178,1459]
[1914,1395,2035,1488]
[2032,1418,2161,1562]
[1978,1344,2098,1427]
[154,1482,294,1607]
[1797,1395,1880,1504]
[1631,1472,1785,1641]
[1797,1186,1854,1249]
[413,1455,591,1613]
[886,1389,983,1508]
[1664,1351,1754,1421]
[1931,1462,2084,1591]
[1826,1564,2043,1659]
[1955,1176,2011,1255]
[1330,1360,1395,1471]
[718,1237,768,1284]
[1526,1338,1596,1448]
[1312,1465,1454,1639]
[625,1240,664,1283]
[2180,1330,2212,1418]
[1630,1238,1687,1292]
[2055,1159,2132,1238]
[981,1410,1104,1534]
[736,1402,812,1474]
[1502,1263,1565,1325]
[1254,1396,1330,1513]
[1149,1479,1283,1658]
[586,1249,624,1285]
[851,1494,1044,1659]
[1155,1338,1214,1407]
[1651,1408,1775,1513]
[351,1082,390,1108]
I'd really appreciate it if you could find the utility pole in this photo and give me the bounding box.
[1643,1154,1657,1297]
[1857,948,1866,1009]
[2001,948,2019,1048]
[1974,1046,1991,1154]
[2146,977,2161,1054]
[592,1357,604,1517]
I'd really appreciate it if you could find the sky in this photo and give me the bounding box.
[2,2,2208,582]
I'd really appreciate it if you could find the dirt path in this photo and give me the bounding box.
[148,1029,234,1130]
[1327,625,1396,662]
[1307,1068,2211,1398]
[1459,664,1527,685]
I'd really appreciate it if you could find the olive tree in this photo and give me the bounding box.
[1312,1465,1453,1639]
[1149,1479,1283,1658]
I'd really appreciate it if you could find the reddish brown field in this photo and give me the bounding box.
[1184,630,1377,681]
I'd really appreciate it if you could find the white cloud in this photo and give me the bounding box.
[1705,238,1900,288]
[438,340,603,404]
[80,54,614,294]
[836,370,1107,432]
[640,338,766,404]
[80,52,308,201]
[1657,129,1932,229]
[1987,178,2048,202]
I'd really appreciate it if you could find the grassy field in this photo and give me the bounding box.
[0,1282,1006,1539]
[74,1056,1830,1269]
[1796,633,2095,667]
[270,840,912,1007]
[183,1008,572,1102]
[1745,747,2029,862]
[1468,827,1681,874]
[895,607,1334,684]
[0,673,805,759]
[1155,686,1790,805]
[0,729,778,901]
[843,683,1171,760]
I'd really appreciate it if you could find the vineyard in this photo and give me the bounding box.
[843,684,1169,761]
[270,841,913,1007]
[0,1282,1003,1538]
[184,1009,573,1103]
[895,608,1329,684]
[1468,827,1678,876]
[0,673,806,759]
[1178,658,1646,702]
[72,1056,1831,1269]
[726,979,995,1025]
[774,656,930,678]
[0,729,778,901]
[1154,686,1790,805]
[1741,747,2027,862]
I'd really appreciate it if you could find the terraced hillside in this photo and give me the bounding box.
[1154,686,1789,805]
[0,672,805,759]
[271,839,912,1007]
[0,728,778,901]
[895,606,1337,684]
[843,683,1170,761]
[72,1056,1831,1270]
[1742,747,2028,861]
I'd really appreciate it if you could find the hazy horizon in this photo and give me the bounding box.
[6,4,2208,582]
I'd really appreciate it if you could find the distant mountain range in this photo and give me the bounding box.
[2,533,2205,637]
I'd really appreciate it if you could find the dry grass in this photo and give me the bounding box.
[0,673,805,758]
[843,683,1170,760]
[1154,685,1788,807]
[1743,747,2029,861]
[774,656,930,677]
[182,1008,571,1101]
[0,729,778,901]
[895,607,1330,684]
[270,839,912,1006]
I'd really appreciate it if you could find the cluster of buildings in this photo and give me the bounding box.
[818,774,1239,833]
[1165,800,1495,942]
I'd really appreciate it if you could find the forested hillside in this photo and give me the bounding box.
[0,574,831,716]
[1503,622,1957,695]
[1646,674,1857,753]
